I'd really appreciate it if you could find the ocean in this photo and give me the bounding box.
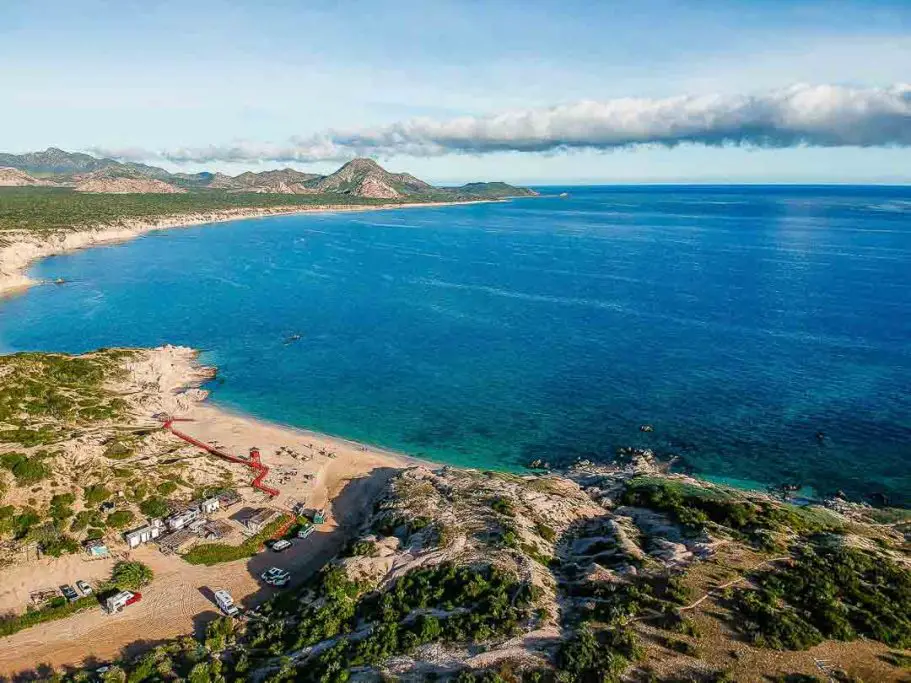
[1,186,909,505]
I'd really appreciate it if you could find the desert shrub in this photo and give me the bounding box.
[0,452,50,484]
[71,509,105,532]
[556,623,641,682]
[112,560,154,590]
[12,507,41,538]
[106,510,135,529]
[621,477,840,537]
[140,496,170,518]
[731,543,911,649]
[103,438,135,460]
[534,522,556,542]
[204,616,236,651]
[345,540,379,557]
[491,497,514,516]
[157,480,178,495]
[287,562,535,678]
[41,533,80,557]
[0,593,96,637]
[48,492,75,521]
[83,483,111,505]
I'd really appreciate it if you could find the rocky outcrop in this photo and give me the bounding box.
[0,167,54,187]
[73,168,186,194]
[309,158,434,197]
[74,176,186,194]
[211,168,322,194]
[450,181,540,198]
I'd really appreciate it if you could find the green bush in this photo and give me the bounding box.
[48,492,75,521]
[345,540,379,557]
[139,496,170,518]
[83,483,111,505]
[0,594,96,637]
[12,507,41,539]
[70,509,105,532]
[490,497,514,516]
[556,623,641,682]
[112,560,154,590]
[621,477,840,537]
[103,438,134,460]
[183,515,290,566]
[156,480,178,496]
[106,510,135,529]
[41,534,80,557]
[731,543,911,650]
[0,452,50,484]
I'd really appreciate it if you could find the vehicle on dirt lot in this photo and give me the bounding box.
[60,584,79,602]
[270,539,292,552]
[214,589,240,616]
[75,580,93,596]
[261,567,291,587]
[105,590,141,613]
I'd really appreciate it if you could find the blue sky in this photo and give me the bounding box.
[2,0,910,183]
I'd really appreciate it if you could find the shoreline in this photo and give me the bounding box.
[0,344,416,673]
[0,198,497,298]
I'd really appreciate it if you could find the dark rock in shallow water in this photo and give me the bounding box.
[526,458,550,470]
[869,492,891,507]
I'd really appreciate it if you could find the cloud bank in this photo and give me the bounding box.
[102,84,911,164]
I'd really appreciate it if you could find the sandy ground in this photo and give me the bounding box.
[0,347,411,676]
[0,199,497,298]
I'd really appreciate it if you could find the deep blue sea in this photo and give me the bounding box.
[1,186,909,505]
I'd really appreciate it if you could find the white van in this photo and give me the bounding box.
[214,589,240,616]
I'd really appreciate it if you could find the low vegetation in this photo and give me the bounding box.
[0,187,416,235]
[0,350,133,446]
[182,515,291,565]
[112,560,154,590]
[0,594,97,638]
[730,542,911,650]
[621,476,840,539]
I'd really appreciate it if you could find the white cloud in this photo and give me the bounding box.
[98,84,911,165]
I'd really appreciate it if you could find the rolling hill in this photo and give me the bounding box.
[0,148,538,198]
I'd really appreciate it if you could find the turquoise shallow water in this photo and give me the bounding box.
[1,186,909,504]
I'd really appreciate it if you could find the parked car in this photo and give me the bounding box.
[297,524,314,539]
[261,567,291,587]
[60,584,80,602]
[75,580,93,596]
[270,539,292,552]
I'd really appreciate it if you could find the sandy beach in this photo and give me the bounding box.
[0,199,496,298]
[0,345,415,675]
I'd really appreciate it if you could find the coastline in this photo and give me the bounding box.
[0,344,415,673]
[0,198,497,298]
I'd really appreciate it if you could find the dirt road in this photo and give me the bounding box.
[0,441,402,676]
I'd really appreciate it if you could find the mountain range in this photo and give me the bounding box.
[0,148,538,199]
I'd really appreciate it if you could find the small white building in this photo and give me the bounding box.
[167,508,200,531]
[124,519,163,549]
[200,497,220,515]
